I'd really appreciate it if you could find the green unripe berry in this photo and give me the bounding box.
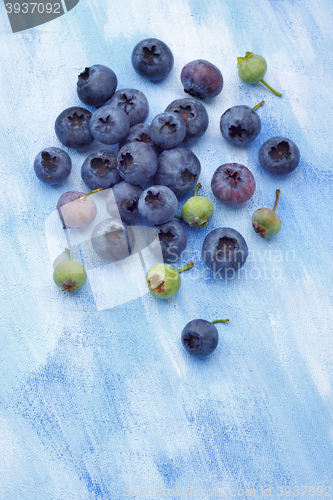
[53,248,87,292]
[237,52,267,84]
[180,183,214,228]
[146,262,193,299]
[252,189,281,238]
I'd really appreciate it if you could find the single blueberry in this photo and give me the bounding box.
[105,181,143,225]
[34,147,71,185]
[153,147,201,197]
[165,97,209,141]
[89,105,130,145]
[181,319,219,358]
[181,59,223,99]
[117,142,158,185]
[138,185,178,225]
[108,88,149,127]
[155,220,187,263]
[258,136,300,175]
[81,150,122,190]
[77,64,118,107]
[55,106,94,150]
[150,112,186,150]
[131,38,174,81]
[220,105,261,145]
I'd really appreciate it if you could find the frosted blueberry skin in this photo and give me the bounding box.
[258,136,300,175]
[155,220,187,263]
[138,185,178,225]
[150,112,186,150]
[181,59,223,99]
[105,181,143,225]
[77,64,117,107]
[165,97,209,141]
[153,147,201,197]
[89,105,130,145]
[91,218,135,262]
[81,150,122,190]
[55,107,94,150]
[108,89,149,127]
[220,105,261,145]
[202,227,248,277]
[34,147,71,185]
[117,142,158,185]
[131,38,174,81]
[181,319,219,358]
[119,123,161,155]
[211,163,256,206]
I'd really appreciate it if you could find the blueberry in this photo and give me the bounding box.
[181,319,220,358]
[106,181,143,225]
[77,64,117,107]
[120,123,161,155]
[34,147,71,185]
[180,59,223,99]
[155,220,187,263]
[81,150,122,190]
[211,163,256,206]
[138,185,178,225]
[165,97,209,141]
[108,88,149,127]
[202,227,248,278]
[220,105,261,145]
[117,142,158,185]
[258,136,300,175]
[89,105,130,145]
[131,38,174,81]
[91,218,135,262]
[55,106,94,150]
[153,147,201,197]
[150,112,186,150]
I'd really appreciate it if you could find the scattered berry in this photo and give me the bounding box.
[131,38,174,81]
[181,59,223,99]
[165,97,209,141]
[91,218,135,262]
[211,163,256,206]
[108,88,149,127]
[34,147,71,185]
[179,183,214,228]
[56,188,101,229]
[181,318,229,358]
[81,150,122,190]
[155,220,187,263]
[117,141,158,185]
[220,102,263,146]
[237,52,282,97]
[55,106,94,150]
[150,112,186,150]
[89,105,130,145]
[146,261,193,299]
[53,248,87,292]
[252,189,281,238]
[106,181,143,225]
[77,64,117,107]
[258,136,300,175]
[138,185,178,225]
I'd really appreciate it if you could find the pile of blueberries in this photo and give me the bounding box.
[35,38,300,358]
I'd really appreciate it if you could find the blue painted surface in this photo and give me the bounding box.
[0,0,333,498]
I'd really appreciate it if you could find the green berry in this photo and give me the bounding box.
[237,51,282,97]
[252,189,281,238]
[146,261,193,299]
[53,248,87,292]
[180,183,214,228]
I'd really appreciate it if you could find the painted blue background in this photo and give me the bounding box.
[0,0,333,498]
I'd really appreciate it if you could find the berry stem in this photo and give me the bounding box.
[260,79,282,97]
[80,188,102,201]
[211,319,229,324]
[65,247,71,261]
[174,215,183,220]
[272,189,281,212]
[193,183,202,197]
[253,100,265,111]
[177,261,194,274]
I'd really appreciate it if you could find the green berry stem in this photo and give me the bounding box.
[81,187,102,201]
[272,189,281,212]
[65,247,71,261]
[211,319,229,324]
[253,100,265,111]
[260,79,282,97]
[174,215,183,220]
[193,183,202,197]
[177,261,194,274]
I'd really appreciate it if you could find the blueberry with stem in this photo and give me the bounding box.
[181,318,229,358]
[146,261,193,299]
[237,52,282,97]
[252,189,281,238]
[53,248,87,293]
[176,183,214,228]
[57,188,102,229]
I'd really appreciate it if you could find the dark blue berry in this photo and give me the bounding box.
[155,220,187,263]
[181,319,218,358]
[150,112,186,150]
[55,106,94,150]
[108,88,149,127]
[181,59,223,99]
[202,227,248,278]
[220,105,261,145]
[165,97,209,141]
[119,123,161,155]
[211,163,256,206]
[258,136,300,175]
[34,147,71,185]
[117,142,158,185]
[106,181,143,225]
[153,147,201,197]
[131,38,174,81]
[89,105,130,145]
[138,185,178,225]
[77,64,117,107]
[81,150,122,190]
